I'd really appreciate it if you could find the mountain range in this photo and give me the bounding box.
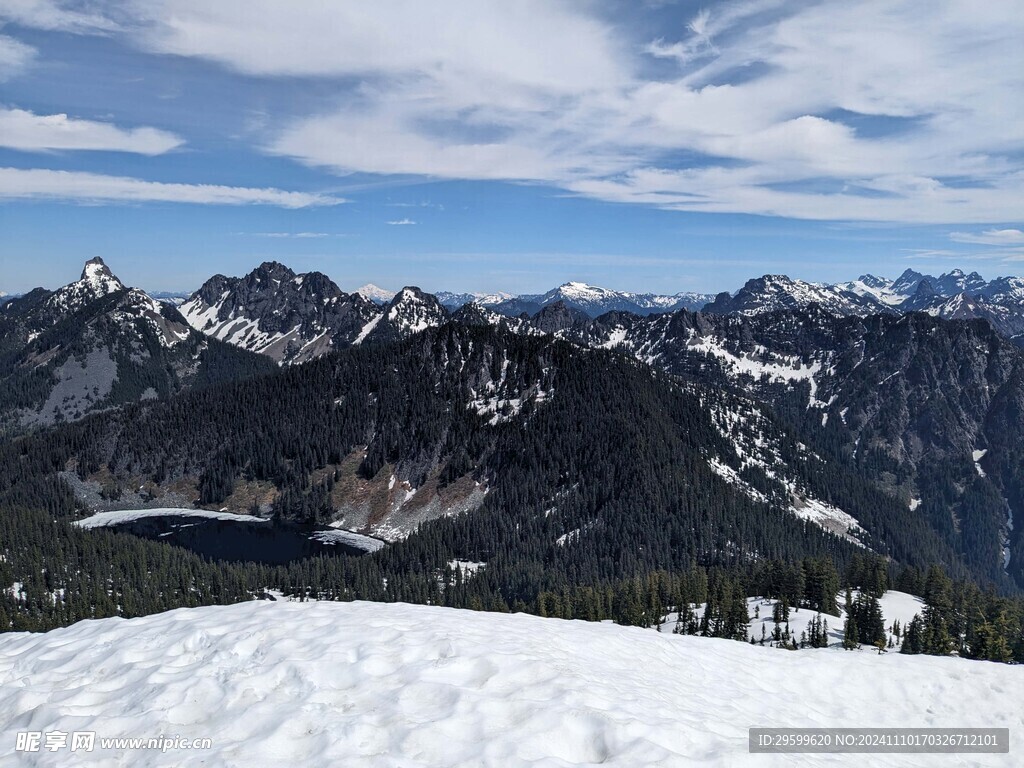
[326,267,1024,343]
[168,263,1024,371]
[3,257,1023,589]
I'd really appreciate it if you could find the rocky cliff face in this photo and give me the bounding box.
[180,261,380,364]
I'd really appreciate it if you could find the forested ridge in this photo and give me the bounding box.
[2,322,1023,660]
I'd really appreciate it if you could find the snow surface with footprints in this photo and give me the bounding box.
[1,600,1021,767]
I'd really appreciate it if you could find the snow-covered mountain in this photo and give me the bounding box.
[834,274,908,306]
[361,286,450,344]
[931,268,988,295]
[871,270,1024,339]
[628,290,715,313]
[4,258,190,355]
[182,264,450,364]
[491,281,714,318]
[840,269,1021,309]
[1,600,1018,767]
[913,291,1024,338]
[434,290,513,310]
[697,270,1024,343]
[155,261,1024,365]
[0,258,274,432]
[356,283,397,304]
[703,274,894,317]
[980,276,1024,303]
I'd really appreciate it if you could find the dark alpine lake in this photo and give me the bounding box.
[106,514,373,564]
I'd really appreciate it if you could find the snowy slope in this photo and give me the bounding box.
[1,601,1019,767]
[673,591,926,650]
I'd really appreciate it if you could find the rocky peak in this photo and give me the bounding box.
[531,301,593,334]
[891,268,927,296]
[43,257,126,313]
[81,257,120,287]
[385,287,448,331]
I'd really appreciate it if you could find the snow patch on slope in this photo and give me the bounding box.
[973,449,987,477]
[789,496,862,540]
[690,336,827,407]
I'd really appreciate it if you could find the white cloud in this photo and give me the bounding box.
[386,219,416,226]
[0,168,344,207]
[0,107,183,154]
[949,229,1024,246]
[0,0,118,33]
[265,1,1024,223]
[127,0,624,90]
[10,0,1024,224]
[0,34,35,80]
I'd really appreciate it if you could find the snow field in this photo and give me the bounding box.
[1,600,1020,767]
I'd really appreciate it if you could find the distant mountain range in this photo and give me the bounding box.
[357,282,709,316]
[7,266,1023,329]
[345,268,1024,340]
[7,258,1024,439]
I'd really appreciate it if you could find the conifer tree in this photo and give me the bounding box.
[843,613,859,650]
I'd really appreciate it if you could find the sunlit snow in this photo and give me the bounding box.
[1,601,1019,767]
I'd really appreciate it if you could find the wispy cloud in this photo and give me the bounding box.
[0,0,119,33]
[0,35,35,80]
[902,246,1024,264]
[0,107,183,154]
[387,201,444,210]
[0,168,345,207]
[7,0,1024,224]
[247,232,334,238]
[386,219,416,226]
[949,229,1024,246]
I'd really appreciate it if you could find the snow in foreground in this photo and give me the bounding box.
[1,602,1020,767]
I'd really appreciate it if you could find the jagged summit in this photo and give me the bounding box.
[42,257,127,313]
[379,286,449,338]
[81,256,118,283]
[179,263,422,364]
[250,261,296,281]
[79,256,124,296]
[0,258,264,431]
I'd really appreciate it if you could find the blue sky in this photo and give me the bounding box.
[1,0,1023,296]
